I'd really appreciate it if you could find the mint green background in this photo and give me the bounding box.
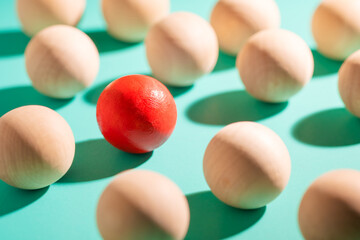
[0,0,358,239]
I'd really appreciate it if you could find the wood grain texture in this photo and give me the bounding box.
[96,170,190,240]
[145,12,218,87]
[298,169,360,240]
[312,0,360,60]
[338,50,360,118]
[203,121,291,209]
[210,0,280,56]
[16,0,86,36]
[0,105,75,190]
[237,29,314,103]
[102,0,169,42]
[25,25,99,99]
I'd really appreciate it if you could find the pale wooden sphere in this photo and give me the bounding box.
[338,50,360,117]
[25,25,99,99]
[312,0,360,60]
[203,121,291,209]
[298,169,360,240]
[145,12,219,87]
[237,29,314,103]
[102,0,170,42]
[210,0,280,56]
[17,0,86,36]
[0,105,75,190]
[97,170,190,240]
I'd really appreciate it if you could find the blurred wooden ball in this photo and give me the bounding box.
[237,29,314,103]
[203,122,291,209]
[97,170,190,240]
[25,25,99,99]
[210,0,280,56]
[16,0,86,36]
[102,0,169,42]
[145,12,218,87]
[339,50,360,117]
[312,0,360,60]
[0,105,75,190]
[298,169,360,240]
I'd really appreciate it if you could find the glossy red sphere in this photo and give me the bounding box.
[96,75,177,154]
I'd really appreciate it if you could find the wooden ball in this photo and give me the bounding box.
[338,50,360,117]
[97,170,190,240]
[298,169,360,240]
[210,0,280,56]
[16,0,86,36]
[0,105,75,190]
[203,121,291,209]
[145,12,219,87]
[96,75,177,154]
[102,0,169,42]
[25,25,99,99]
[312,0,360,60]
[237,29,314,103]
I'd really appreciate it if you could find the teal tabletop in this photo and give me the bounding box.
[0,0,358,239]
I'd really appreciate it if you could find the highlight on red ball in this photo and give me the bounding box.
[96,74,177,154]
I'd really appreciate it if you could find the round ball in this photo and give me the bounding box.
[203,121,291,209]
[210,0,280,56]
[338,50,360,117]
[0,105,75,190]
[145,12,219,87]
[298,169,360,240]
[96,75,177,154]
[25,25,99,99]
[17,0,86,36]
[97,170,190,240]
[312,0,360,60]
[237,29,314,103]
[102,0,169,42]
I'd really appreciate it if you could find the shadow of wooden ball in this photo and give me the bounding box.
[84,76,193,105]
[0,30,139,58]
[83,80,112,105]
[292,108,360,146]
[212,50,236,72]
[0,180,48,216]
[185,191,266,240]
[186,90,287,125]
[312,49,343,77]
[0,86,72,117]
[85,30,140,53]
[0,31,30,57]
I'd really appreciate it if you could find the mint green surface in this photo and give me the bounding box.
[0,0,358,239]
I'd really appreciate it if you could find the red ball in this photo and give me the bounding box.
[96,75,177,154]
